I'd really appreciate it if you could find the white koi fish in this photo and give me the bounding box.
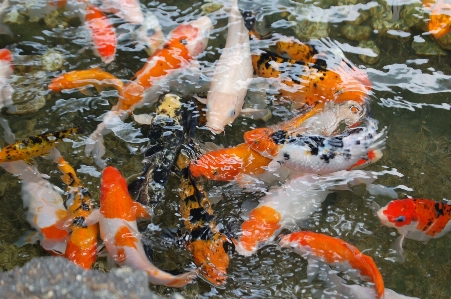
[95,0,144,24]
[267,119,386,174]
[0,48,14,110]
[202,0,254,134]
[86,166,197,287]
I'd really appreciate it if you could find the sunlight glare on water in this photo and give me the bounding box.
[0,0,450,298]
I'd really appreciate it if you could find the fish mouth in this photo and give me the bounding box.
[206,124,224,135]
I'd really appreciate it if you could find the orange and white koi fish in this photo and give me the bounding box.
[0,127,80,164]
[233,170,375,256]
[86,166,196,287]
[85,4,117,64]
[96,0,144,24]
[57,156,99,269]
[48,68,123,94]
[428,0,451,39]
[377,198,451,259]
[0,48,14,110]
[280,231,384,298]
[200,0,254,134]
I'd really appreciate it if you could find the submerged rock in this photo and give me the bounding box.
[0,257,184,299]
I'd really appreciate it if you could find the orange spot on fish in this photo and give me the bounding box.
[114,226,138,249]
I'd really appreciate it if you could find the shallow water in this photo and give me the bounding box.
[1,0,451,298]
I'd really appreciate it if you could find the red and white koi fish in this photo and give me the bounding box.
[96,0,144,24]
[377,198,451,260]
[86,166,196,287]
[199,0,254,134]
[84,4,117,64]
[265,119,385,174]
[2,161,69,255]
[233,170,375,256]
[0,48,14,110]
[279,232,419,299]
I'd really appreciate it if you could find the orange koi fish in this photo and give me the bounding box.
[377,198,451,258]
[279,231,385,299]
[57,156,99,269]
[252,51,371,109]
[85,5,116,64]
[86,166,196,287]
[0,127,80,164]
[118,16,212,111]
[48,68,123,94]
[428,0,451,39]
[274,38,317,62]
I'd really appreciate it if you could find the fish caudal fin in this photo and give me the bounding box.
[163,270,198,288]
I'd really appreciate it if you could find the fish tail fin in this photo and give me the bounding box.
[164,270,198,288]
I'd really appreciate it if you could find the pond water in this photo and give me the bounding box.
[0,0,451,298]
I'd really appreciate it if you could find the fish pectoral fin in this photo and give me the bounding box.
[41,237,68,256]
[24,159,36,166]
[14,230,41,247]
[390,235,406,263]
[78,87,95,96]
[193,95,207,105]
[85,209,101,226]
[240,108,272,121]
[107,254,117,269]
[306,258,323,283]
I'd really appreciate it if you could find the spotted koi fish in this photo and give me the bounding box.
[428,0,451,39]
[176,142,231,285]
[48,68,123,94]
[280,231,385,299]
[85,4,117,64]
[377,198,451,260]
[0,127,80,164]
[86,166,195,287]
[57,156,99,269]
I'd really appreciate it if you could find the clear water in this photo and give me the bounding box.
[1,0,451,298]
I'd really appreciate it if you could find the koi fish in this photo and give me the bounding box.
[57,156,99,269]
[233,170,375,256]
[135,10,164,56]
[200,0,254,134]
[428,0,451,39]
[96,0,144,24]
[0,127,80,164]
[86,166,196,287]
[85,4,117,64]
[48,68,123,94]
[252,50,371,109]
[176,142,230,285]
[118,16,212,111]
[377,198,451,260]
[279,232,384,299]
[0,48,14,110]
[265,120,385,174]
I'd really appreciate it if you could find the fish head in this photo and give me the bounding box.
[377,199,416,228]
[170,16,212,57]
[205,92,243,134]
[336,100,367,126]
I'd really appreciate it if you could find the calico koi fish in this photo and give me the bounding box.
[428,0,451,39]
[279,231,385,299]
[57,156,99,269]
[96,0,144,24]
[85,4,117,64]
[0,48,14,110]
[201,0,254,134]
[233,170,375,256]
[0,127,80,164]
[377,198,451,259]
[118,16,212,111]
[48,68,123,94]
[262,120,385,174]
[86,166,196,287]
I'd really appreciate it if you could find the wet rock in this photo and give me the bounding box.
[7,71,48,115]
[358,40,380,64]
[289,4,330,40]
[41,49,66,72]
[341,24,372,41]
[0,257,185,299]
[400,3,428,31]
[412,35,448,55]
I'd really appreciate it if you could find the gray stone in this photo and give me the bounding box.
[0,257,184,299]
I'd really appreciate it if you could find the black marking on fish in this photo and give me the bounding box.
[271,130,287,145]
[73,216,87,228]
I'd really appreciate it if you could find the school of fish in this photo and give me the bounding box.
[0,0,447,297]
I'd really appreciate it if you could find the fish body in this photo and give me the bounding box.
[0,48,14,109]
[86,166,195,287]
[119,16,212,111]
[135,10,164,55]
[377,198,451,244]
[96,0,144,24]
[428,0,451,39]
[252,51,370,109]
[0,127,80,163]
[266,120,385,174]
[279,231,385,299]
[204,0,254,134]
[85,5,117,64]
[48,68,123,93]
[57,156,99,269]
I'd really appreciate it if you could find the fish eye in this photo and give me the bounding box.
[349,105,361,114]
[230,110,236,117]
[395,216,405,222]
